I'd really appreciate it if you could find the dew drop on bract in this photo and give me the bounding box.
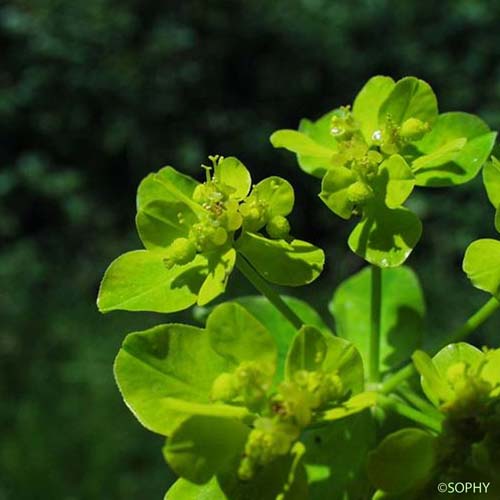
[372,130,383,142]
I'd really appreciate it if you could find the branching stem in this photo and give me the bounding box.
[381,297,500,394]
[235,254,304,330]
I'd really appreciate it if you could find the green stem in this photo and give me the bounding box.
[369,265,382,383]
[235,254,303,330]
[377,394,442,433]
[381,297,500,394]
[396,385,443,419]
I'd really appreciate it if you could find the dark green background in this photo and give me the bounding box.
[2,1,500,498]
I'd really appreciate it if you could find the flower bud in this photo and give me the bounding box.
[400,118,430,141]
[347,181,374,204]
[163,238,196,269]
[266,215,291,239]
[211,372,238,402]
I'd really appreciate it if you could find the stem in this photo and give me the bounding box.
[381,297,500,394]
[396,385,442,419]
[377,394,442,433]
[235,254,303,330]
[369,265,382,383]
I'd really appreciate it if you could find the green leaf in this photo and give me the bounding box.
[322,335,365,394]
[412,350,454,406]
[353,75,395,144]
[251,176,295,217]
[214,157,252,201]
[164,478,227,500]
[296,109,339,178]
[463,239,500,298]
[417,343,484,405]
[206,302,277,368]
[270,130,334,160]
[319,166,356,219]
[97,250,207,313]
[483,156,500,208]
[348,204,422,267]
[411,112,496,187]
[376,154,415,209]
[114,324,250,436]
[234,296,333,381]
[285,325,328,379]
[137,166,200,212]
[303,411,376,500]
[236,232,325,286]
[320,392,377,421]
[330,266,425,372]
[378,77,438,127]
[136,199,197,250]
[163,415,249,484]
[197,248,236,306]
[367,428,437,495]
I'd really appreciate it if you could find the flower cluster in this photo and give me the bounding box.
[271,76,495,267]
[97,155,324,314]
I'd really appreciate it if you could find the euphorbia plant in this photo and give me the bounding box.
[98,76,500,499]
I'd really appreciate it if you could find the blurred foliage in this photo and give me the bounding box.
[1,0,500,498]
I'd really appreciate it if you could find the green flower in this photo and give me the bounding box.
[367,343,500,499]
[271,76,496,267]
[113,301,375,496]
[97,155,324,313]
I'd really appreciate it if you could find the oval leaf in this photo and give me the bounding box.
[114,324,249,436]
[237,232,325,286]
[463,239,500,298]
[367,428,437,495]
[353,75,395,144]
[330,266,425,373]
[163,415,249,484]
[319,166,356,219]
[206,302,277,368]
[412,112,496,187]
[214,157,252,201]
[97,250,207,313]
[348,205,422,267]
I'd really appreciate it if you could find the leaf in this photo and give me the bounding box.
[322,335,365,394]
[367,428,437,495]
[303,411,376,500]
[214,157,252,201]
[137,166,200,212]
[235,296,334,381]
[330,266,425,372]
[270,130,334,159]
[236,232,325,286]
[463,239,500,298]
[97,250,207,313]
[319,166,356,219]
[163,415,249,484]
[378,77,438,127]
[206,302,277,368]
[197,248,236,306]
[285,325,328,379]
[419,343,484,404]
[483,156,500,208]
[164,478,227,500]
[320,392,377,421]
[136,199,197,250]
[412,350,454,406]
[411,112,496,187]
[352,75,396,144]
[348,204,422,267]
[376,154,415,208]
[114,324,250,436]
[296,109,340,178]
[251,176,295,217]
